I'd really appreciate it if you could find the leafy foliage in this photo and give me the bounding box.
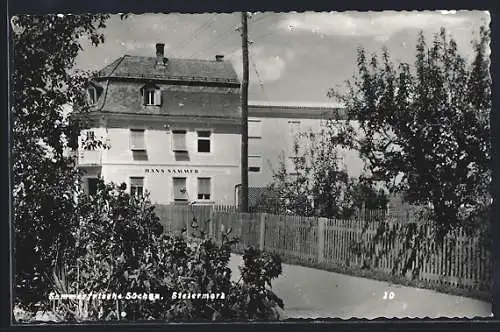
[328,27,491,242]
[230,248,284,320]
[350,178,389,211]
[327,27,491,288]
[11,14,110,307]
[44,182,283,322]
[255,124,388,218]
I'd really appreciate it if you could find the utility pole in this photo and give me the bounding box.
[240,11,249,212]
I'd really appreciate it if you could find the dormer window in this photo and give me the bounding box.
[86,85,100,105]
[141,84,162,106]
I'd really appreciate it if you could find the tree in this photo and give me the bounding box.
[299,125,356,218]
[255,153,314,216]
[11,14,110,307]
[350,178,389,212]
[329,27,491,241]
[256,123,387,219]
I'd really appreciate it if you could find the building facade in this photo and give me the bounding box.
[77,43,241,205]
[246,101,363,188]
[76,43,368,207]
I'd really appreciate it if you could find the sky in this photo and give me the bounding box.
[75,11,490,104]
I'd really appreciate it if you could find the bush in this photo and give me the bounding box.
[32,181,284,322]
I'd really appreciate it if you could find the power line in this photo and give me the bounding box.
[249,28,336,78]
[249,46,271,102]
[189,13,274,60]
[189,22,241,59]
[248,12,275,25]
[174,14,218,56]
[249,29,279,44]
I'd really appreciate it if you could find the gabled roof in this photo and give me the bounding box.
[97,55,239,85]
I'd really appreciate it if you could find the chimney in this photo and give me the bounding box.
[156,43,165,66]
[215,54,224,62]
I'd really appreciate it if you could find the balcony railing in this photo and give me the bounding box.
[78,149,102,166]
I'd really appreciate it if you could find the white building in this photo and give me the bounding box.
[76,43,241,205]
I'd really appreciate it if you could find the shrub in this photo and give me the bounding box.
[37,181,284,322]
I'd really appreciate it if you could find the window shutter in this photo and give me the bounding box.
[140,87,146,105]
[173,130,187,152]
[248,156,262,168]
[130,130,145,150]
[198,178,210,195]
[87,87,97,104]
[143,89,148,105]
[248,119,262,138]
[197,131,211,138]
[154,89,162,106]
[130,177,144,187]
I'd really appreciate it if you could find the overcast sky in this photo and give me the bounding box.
[75,11,490,104]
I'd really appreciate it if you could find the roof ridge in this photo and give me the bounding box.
[96,54,238,82]
[122,54,225,63]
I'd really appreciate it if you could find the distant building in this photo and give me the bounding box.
[76,43,241,205]
[246,101,363,187]
[241,101,364,208]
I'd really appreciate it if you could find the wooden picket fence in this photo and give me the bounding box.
[154,204,492,293]
[154,204,214,235]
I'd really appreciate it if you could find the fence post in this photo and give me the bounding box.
[185,206,191,241]
[318,217,327,263]
[209,205,215,240]
[259,213,267,251]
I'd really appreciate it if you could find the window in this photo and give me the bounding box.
[173,177,188,202]
[145,90,155,105]
[130,129,145,150]
[172,130,187,152]
[130,177,144,197]
[197,131,211,153]
[249,155,262,173]
[197,178,211,200]
[87,178,98,195]
[288,120,301,129]
[248,119,262,138]
[142,86,161,106]
[130,129,147,160]
[86,130,95,141]
[87,87,98,105]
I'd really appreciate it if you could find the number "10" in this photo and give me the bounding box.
[383,291,395,300]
